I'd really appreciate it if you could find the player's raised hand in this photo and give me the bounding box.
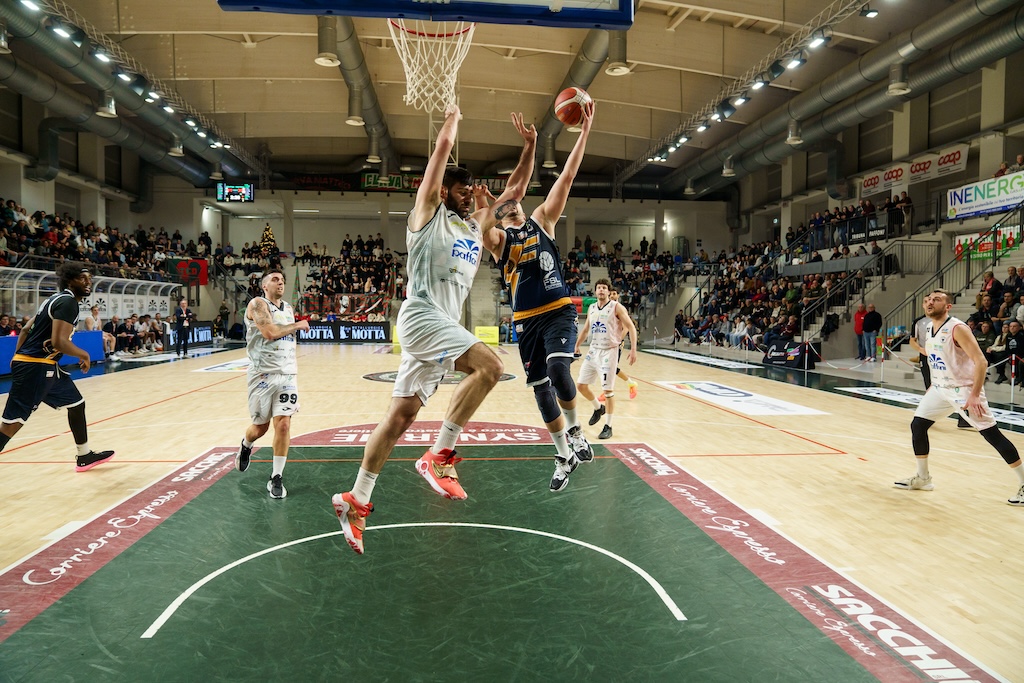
[511,112,537,144]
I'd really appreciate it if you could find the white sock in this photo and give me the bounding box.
[1013,463,1024,484]
[432,420,462,454]
[272,455,287,477]
[76,442,90,457]
[242,437,253,449]
[551,427,571,460]
[563,407,578,428]
[605,414,613,426]
[916,457,929,478]
[352,467,378,504]
[591,398,601,409]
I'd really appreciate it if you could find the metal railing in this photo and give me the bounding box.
[884,199,1024,340]
[13,254,179,283]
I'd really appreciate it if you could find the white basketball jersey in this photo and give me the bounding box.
[925,316,974,389]
[246,297,297,374]
[404,204,482,322]
[587,299,623,350]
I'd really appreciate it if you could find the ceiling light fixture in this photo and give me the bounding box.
[0,21,10,55]
[20,0,41,10]
[786,51,806,70]
[808,27,832,49]
[768,60,786,80]
[48,17,71,39]
[732,92,748,107]
[860,5,878,18]
[751,74,768,90]
[677,135,689,145]
[696,121,708,133]
[684,179,696,196]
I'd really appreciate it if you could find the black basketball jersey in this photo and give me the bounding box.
[498,218,572,321]
[15,290,80,363]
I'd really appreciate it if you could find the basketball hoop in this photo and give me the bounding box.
[388,18,476,113]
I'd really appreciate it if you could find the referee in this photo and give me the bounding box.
[0,262,114,471]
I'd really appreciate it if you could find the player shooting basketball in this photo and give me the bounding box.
[480,99,596,492]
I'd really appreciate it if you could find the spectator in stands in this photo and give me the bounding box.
[1010,154,1024,173]
[0,314,12,337]
[994,291,1017,333]
[1005,266,1022,298]
[969,294,998,327]
[975,271,1002,308]
[994,161,1010,178]
[975,320,997,356]
[862,303,883,361]
[991,320,1024,384]
[853,303,867,361]
[83,305,115,357]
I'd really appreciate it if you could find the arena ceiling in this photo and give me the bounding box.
[3,0,962,184]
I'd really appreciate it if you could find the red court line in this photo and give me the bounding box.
[651,381,846,455]
[0,375,243,456]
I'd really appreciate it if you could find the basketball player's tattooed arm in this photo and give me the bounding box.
[248,298,309,341]
[478,112,537,257]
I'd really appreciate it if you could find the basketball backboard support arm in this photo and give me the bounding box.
[217,0,633,30]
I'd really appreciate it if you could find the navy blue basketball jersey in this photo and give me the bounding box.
[498,218,572,321]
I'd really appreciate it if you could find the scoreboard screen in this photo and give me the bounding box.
[216,183,255,202]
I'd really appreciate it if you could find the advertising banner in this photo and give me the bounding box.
[947,170,1024,219]
[296,321,392,344]
[953,224,1021,261]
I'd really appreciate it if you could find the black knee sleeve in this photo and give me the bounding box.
[910,417,933,456]
[547,355,576,402]
[68,403,88,445]
[980,426,1021,465]
[533,382,561,424]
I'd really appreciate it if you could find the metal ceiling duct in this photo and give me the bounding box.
[663,0,1020,193]
[688,4,1024,196]
[0,2,250,179]
[0,54,211,187]
[333,16,399,172]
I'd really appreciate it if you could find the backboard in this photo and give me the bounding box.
[217,0,634,30]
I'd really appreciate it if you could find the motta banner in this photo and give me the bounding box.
[907,143,969,184]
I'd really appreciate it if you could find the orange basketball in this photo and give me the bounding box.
[554,87,593,126]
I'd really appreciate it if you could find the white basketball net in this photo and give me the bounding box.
[388,19,476,113]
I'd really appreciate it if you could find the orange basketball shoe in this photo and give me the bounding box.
[628,380,638,400]
[415,449,467,500]
[332,492,373,555]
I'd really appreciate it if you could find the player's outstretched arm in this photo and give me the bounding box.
[618,305,639,365]
[410,105,462,233]
[534,101,594,236]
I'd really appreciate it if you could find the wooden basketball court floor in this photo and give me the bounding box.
[0,343,1021,681]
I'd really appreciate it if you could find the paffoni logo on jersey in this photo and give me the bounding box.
[452,239,480,266]
[591,321,608,335]
[929,353,946,371]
